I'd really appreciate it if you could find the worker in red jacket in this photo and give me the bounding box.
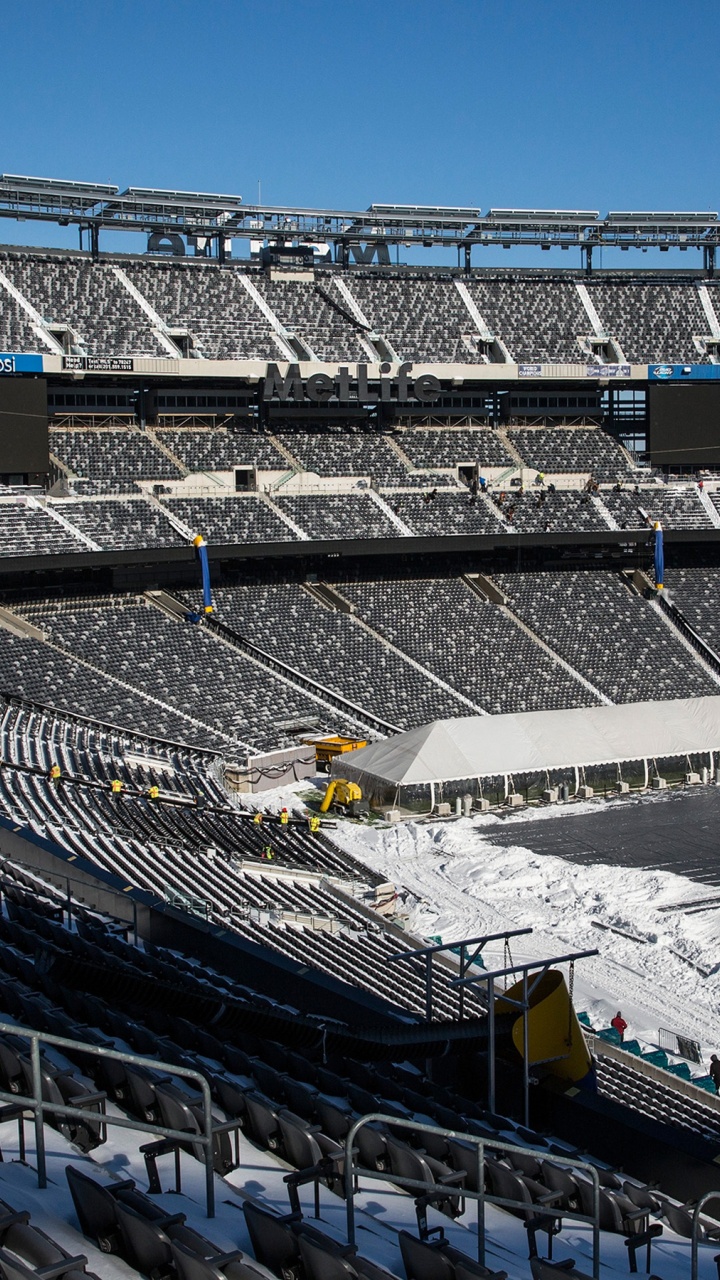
[611,1011,628,1041]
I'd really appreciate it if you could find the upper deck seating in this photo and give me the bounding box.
[464,277,589,364]
[0,251,166,356]
[122,259,280,360]
[585,279,712,364]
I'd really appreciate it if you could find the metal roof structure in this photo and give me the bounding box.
[0,175,718,268]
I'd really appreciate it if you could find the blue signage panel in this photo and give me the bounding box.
[648,363,720,381]
[0,354,44,374]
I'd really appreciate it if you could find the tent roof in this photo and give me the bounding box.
[342,696,720,786]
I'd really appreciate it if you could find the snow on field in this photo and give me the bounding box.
[323,797,720,1060]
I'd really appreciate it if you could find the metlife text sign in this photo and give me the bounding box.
[263,362,442,404]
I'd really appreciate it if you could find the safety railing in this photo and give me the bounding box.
[0,1020,238,1217]
[343,1113,603,1280]
[691,1192,720,1280]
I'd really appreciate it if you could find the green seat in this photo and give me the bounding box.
[640,1049,668,1068]
[596,1027,621,1046]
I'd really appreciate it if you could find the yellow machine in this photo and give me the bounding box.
[495,969,592,1084]
[320,779,369,818]
[303,736,367,772]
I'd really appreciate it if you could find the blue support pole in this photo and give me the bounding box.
[653,522,664,590]
[193,535,213,613]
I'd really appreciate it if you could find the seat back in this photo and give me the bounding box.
[1,1222,66,1269]
[281,1076,318,1120]
[242,1200,300,1276]
[244,1091,282,1149]
[213,1075,248,1119]
[278,1112,324,1169]
[447,1137,482,1191]
[65,1165,120,1245]
[662,1201,694,1239]
[172,1242,226,1280]
[540,1162,580,1205]
[172,1240,276,1280]
[124,1063,163,1120]
[115,1201,172,1273]
[155,1082,233,1173]
[297,1234,358,1279]
[155,1083,201,1137]
[55,1074,105,1150]
[623,1182,659,1212]
[19,1057,63,1109]
[0,1038,23,1091]
[486,1160,533,1219]
[0,1247,86,1280]
[385,1136,431,1186]
[507,1150,542,1180]
[576,1182,623,1233]
[398,1230,455,1280]
[0,1252,40,1280]
[315,1097,353,1141]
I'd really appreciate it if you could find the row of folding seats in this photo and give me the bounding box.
[0,1193,103,1280]
[0,869,706,1278]
[0,905,464,1275]
[494,568,720,704]
[594,1052,720,1142]
[0,628,231,752]
[15,593,353,752]
[67,1165,406,1280]
[0,696,225,799]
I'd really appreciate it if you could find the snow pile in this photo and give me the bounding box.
[327,807,720,1062]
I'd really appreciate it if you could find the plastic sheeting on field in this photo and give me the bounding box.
[340,696,720,786]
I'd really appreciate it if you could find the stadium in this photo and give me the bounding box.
[0,174,719,1280]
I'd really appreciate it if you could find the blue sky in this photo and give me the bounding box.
[1,0,716,266]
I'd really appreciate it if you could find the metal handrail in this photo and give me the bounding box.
[343,1113,602,1280]
[691,1191,720,1280]
[0,1020,221,1217]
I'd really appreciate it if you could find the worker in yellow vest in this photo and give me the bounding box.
[147,784,160,801]
[261,845,274,861]
[49,764,61,788]
[110,779,123,798]
[308,814,321,834]
[252,811,263,825]
[280,807,289,825]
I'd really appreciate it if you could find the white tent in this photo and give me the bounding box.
[340,696,720,786]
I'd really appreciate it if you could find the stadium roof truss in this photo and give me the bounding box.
[0,176,718,267]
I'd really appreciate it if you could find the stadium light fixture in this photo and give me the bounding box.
[123,186,243,204]
[2,174,119,195]
[607,211,718,222]
[369,203,481,219]
[487,208,600,221]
